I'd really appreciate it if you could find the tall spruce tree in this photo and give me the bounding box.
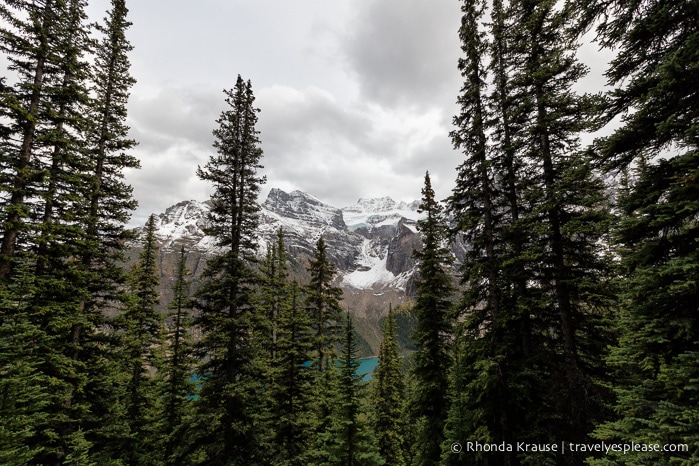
[0,1,129,462]
[579,0,699,463]
[82,0,139,305]
[305,236,344,372]
[411,172,454,464]
[317,313,383,466]
[259,228,289,362]
[1,1,139,461]
[0,0,67,278]
[160,245,195,465]
[75,1,140,458]
[371,305,406,466]
[448,0,499,324]
[266,279,315,465]
[118,213,163,465]
[503,0,615,461]
[258,228,312,463]
[0,0,90,277]
[192,75,266,464]
[446,0,617,462]
[444,2,521,462]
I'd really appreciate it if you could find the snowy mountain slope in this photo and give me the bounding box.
[128,188,427,353]
[138,188,424,291]
[342,197,421,233]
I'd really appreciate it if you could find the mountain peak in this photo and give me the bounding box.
[154,199,209,236]
[262,188,345,231]
[344,196,397,213]
[264,188,324,209]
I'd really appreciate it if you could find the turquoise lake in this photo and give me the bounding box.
[190,356,379,391]
[357,357,379,381]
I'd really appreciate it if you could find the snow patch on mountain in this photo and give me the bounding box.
[343,238,395,290]
[150,200,212,250]
[258,189,346,243]
[342,197,421,233]
[138,189,426,293]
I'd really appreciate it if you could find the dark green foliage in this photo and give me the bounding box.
[257,229,316,465]
[445,1,616,464]
[0,1,137,463]
[117,213,163,464]
[82,0,139,295]
[158,245,196,465]
[1,0,695,462]
[0,0,69,277]
[73,2,140,461]
[578,1,699,463]
[398,372,420,465]
[445,3,521,460]
[191,75,267,464]
[0,1,139,462]
[411,172,454,464]
[317,314,383,466]
[266,280,316,465]
[304,236,344,372]
[258,228,290,361]
[0,0,92,278]
[0,258,49,465]
[371,306,406,466]
[391,304,418,354]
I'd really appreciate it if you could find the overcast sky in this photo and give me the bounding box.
[82,0,610,226]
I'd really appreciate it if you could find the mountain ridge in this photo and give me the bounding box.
[128,188,433,354]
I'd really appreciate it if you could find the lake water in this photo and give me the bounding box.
[357,357,378,381]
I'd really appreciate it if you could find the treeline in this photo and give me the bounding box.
[1,0,697,465]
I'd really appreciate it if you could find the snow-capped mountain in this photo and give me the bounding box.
[128,188,427,353]
[138,188,424,291]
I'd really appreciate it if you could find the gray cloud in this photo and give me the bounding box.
[341,0,462,110]
[76,0,612,228]
[256,84,458,209]
[128,88,220,150]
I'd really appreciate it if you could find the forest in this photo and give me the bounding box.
[0,0,697,465]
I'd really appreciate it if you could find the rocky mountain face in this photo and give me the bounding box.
[127,188,460,354]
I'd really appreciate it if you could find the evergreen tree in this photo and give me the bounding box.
[444,3,522,462]
[259,228,289,362]
[371,305,405,466]
[445,0,617,462]
[0,257,49,465]
[500,0,615,461]
[304,236,346,464]
[399,372,420,466]
[579,0,699,463]
[257,229,315,464]
[192,75,266,464]
[411,172,454,464]
[0,1,133,462]
[0,0,91,276]
[118,213,163,465]
[267,280,315,465]
[0,0,70,278]
[305,236,344,372]
[75,1,140,458]
[1,1,139,461]
[81,0,139,307]
[160,245,195,465]
[318,313,383,466]
[448,0,499,325]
